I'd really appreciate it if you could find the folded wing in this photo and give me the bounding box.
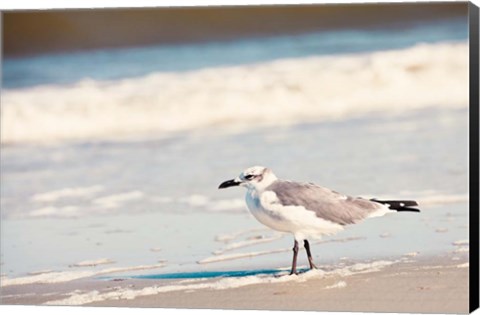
[266,180,387,226]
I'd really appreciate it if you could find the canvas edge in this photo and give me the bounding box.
[469,1,480,313]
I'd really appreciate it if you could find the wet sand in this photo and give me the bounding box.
[1,255,470,313]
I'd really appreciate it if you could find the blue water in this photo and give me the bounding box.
[129,268,294,280]
[2,18,467,89]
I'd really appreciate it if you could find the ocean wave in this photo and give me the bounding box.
[2,41,467,145]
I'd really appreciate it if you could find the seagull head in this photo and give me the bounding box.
[218,166,278,191]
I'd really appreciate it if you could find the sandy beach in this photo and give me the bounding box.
[1,254,469,313]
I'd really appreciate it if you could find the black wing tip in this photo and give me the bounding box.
[396,207,421,212]
[370,199,421,212]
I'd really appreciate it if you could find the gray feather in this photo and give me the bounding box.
[265,180,383,225]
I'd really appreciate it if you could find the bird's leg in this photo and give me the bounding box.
[290,240,299,275]
[304,240,317,270]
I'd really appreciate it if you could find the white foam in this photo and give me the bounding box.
[213,234,283,255]
[205,235,364,263]
[31,186,104,202]
[69,258,115,267]
[45,260,396,305]
[92,191,144,209]
[27,270,55,276]
[179,194,210,207]
[2,41,468,144]
[28,206,80,218]
[403,251,419,257]
[2,263,166,287]
[452,239,469,246]
[99,264,167,275]
[456,262,469,268]
[2,270,97,286]
[325,280,347,289]
[197,248,288,264]
[204,237,365,264]
[336,260,396,276]
[150,196,174,203]
[314,236,366,245]
[214,227,269,243]
[453,247,469,253]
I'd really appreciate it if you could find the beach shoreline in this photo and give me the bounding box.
[1,253,469,313]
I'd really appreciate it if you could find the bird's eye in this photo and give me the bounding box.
[245,174,254,180]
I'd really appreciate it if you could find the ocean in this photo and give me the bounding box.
[0,16,469,284]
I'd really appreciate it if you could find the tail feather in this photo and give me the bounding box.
[370,199,420,212]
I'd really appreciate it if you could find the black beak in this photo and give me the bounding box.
[218,179,240,189]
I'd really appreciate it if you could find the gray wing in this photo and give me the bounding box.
[266,180,383,225]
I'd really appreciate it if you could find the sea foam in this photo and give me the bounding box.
[44,260,397,305]
[2,263,166,287]
[2,41,467,145]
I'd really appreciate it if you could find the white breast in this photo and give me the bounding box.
[245,190,286,232]
[245,189,344,241]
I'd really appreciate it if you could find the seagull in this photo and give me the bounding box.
[218,166,420,275]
